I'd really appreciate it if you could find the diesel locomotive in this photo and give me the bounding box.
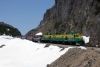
[32,32,85,46]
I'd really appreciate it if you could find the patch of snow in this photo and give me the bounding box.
[78,46,87,50]
[36,32,42,36]
[82,36,90,43]
[3,34,5,35]
[7,28,10,31]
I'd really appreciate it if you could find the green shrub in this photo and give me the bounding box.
[54,22,62,29]
[86,21,94,29]
[0,23,21,36]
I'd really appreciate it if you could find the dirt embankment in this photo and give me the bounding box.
[48,48,100,67]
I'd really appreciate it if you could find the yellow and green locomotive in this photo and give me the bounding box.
[40,32,85,45]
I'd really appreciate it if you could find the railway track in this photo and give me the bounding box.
[36,42,83,48]
[36,42,100,52]
[15,36,100,51]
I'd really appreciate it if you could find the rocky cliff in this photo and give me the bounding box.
[26,0,100,47]
[0,22,21,36]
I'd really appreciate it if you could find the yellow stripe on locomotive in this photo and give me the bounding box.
[41,32,85,45]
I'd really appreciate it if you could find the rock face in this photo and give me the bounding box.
[26,0,100,47]
[48,48,100,67]
[0,22,21,36]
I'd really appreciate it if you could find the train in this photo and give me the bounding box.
[32,32,85,46]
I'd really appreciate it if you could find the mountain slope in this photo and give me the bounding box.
[0,22,21,36]
[49,48,100,67]
[26,0,100,47]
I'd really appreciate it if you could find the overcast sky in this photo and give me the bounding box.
[0,0,54,35]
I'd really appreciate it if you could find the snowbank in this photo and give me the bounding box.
[0,35,87,67]
[0,35,72,67]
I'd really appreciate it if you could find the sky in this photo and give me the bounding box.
[0,35,87,67]
[0,0,55,35]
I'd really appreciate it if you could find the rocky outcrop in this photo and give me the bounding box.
[0,22,21,36]
[48,48,100,67]
[26,0,100,47]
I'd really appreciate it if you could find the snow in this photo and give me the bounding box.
[78,46,87,49]
[82,36,90,43]
[36,32,42,36]
[0,35,74,67]
[0,35,87,67]
[7,28,10,31]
